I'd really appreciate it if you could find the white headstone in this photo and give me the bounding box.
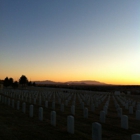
[136,110,140,120]
[132,101,136,107]
[100,111,105,123]
[29,105,33,117]
[117,108,122,118]
[103,106,108,115]
[71,105,75,115]
[45,101,48,108]
[121,115,128,129]
[81,102,84,109]
[84,107,88,118]
[67,115,74,134]
[39,107,43,121]
[92,122,102,140]
[125,102,129,110]
[137,104,140,110]
[51,111,56,126]
[34,98,36,104]
[129,106,133,114]
[131,134,140,140]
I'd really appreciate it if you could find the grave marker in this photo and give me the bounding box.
[45,101,48,108]
[39,107,43,121]
[84,107,88,118]
[67,115,74,134]
[131,134,140,140]
[129,106,133,114]
[29,105,33,117]
[100,111,105,123]
[71,105,75,115]
[136,110,140,120]
[51,111,56,126]
[92,122,102,140]
[121,115,128,129]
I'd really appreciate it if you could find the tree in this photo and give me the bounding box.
[3,77,14,87]
[32,82,36,87]
[19,75,28,86]
[3,77,9,87]
[9,78,13,86]
[12,81,18,88]
[28,81,32,86]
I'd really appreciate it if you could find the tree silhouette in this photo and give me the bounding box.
[12,81,18,88]
[19,75,28,86]
[33,82,36,87]
[3,77,9,87]
[9,78,13,86]
[28,81,32,86]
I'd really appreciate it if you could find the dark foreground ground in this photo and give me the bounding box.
[0,94,140,140]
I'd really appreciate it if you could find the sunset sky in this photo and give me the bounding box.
[0,0,140,85]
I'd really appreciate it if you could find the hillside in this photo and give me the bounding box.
[34,80,107,85]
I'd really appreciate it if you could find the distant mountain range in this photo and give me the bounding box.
[34,80,107,85]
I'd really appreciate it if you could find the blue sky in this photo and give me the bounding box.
[0,0,140,84]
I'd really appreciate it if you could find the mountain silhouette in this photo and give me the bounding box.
[34,80,107,85]
[65,80,106,85]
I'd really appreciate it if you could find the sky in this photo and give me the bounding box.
[0,0,140,85]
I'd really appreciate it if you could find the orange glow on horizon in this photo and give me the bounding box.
[0,67,140,85]
[1,75,140,85]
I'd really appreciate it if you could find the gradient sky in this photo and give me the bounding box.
[0,0,140,85]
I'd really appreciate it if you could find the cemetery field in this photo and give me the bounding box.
[0,88,140,140]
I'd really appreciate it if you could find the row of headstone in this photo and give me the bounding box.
[0,90,140,139]
[92,120,140,140]
[2,93,80,118]
[113,95,140,120]
[1,92,137,124]
[115,94,140,111]
[1,90,110,122]
[2,89,111,111]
